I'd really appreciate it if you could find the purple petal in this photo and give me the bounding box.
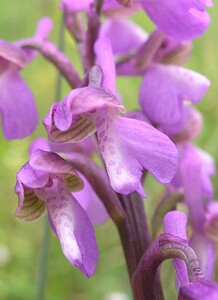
[34,17,53,42]
[16,162,49,189]
[97,114,178,195]
[0,40,27,67]
[204,202,218,242]
[179,279,218,300]
[141,0,211,40]
[103,0,141,17]
[0,64,38,140]
[94,38,116,94]
[181,152,205,231]
[29,137,51,154]
[171,144,215,200]
[170,104,203,143]
[29,136,96,158]
[100,19,147,76]
[43,87,125,143]
[139,64,210,134]
[164,211,187,239]
[43,181,98,277]
[164,211,189,286]
[190,233,215,280]
[30,149,84,192]
[125,110,150,123]
[74,175,109,226]
[59,0,93,12]
[14,184,46,222]
[100,19,147,56]
[154,36,192,65]
[197,148,216,199]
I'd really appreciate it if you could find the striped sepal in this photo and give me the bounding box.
[64,173,84,192]
[14,189,46,222]
[50,115,96,143]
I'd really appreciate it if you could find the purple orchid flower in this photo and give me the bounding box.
[101,19,192,74]
[169,143,217,279]
[61,0,212,40]
[0,18,52,140]
[133,229,218,299]
[100,19,147,76]
[139,0,212,41]
[29,137,109,226]
[100,19,210,134]
[43,37,179,196]
[15,149,98,277]
[164,211,218,299]
[139,63,210,135]
[179,279,218,300]
[59,0,140,17]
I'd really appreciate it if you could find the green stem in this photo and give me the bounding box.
[35,218,50,300]
[35,14,66,300]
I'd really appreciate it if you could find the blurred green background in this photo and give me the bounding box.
[0,1,218,299]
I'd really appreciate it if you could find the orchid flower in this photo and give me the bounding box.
[139,64,210,135]
[59,0,140,17]
[60,0,212,40]
[101,19,210,134]
[164,212,218,300]
[29,137,109,226]
[139,0,212,40]
[168,143,217,279]
[43,37,178,196]
[15,149,98,277]
[0,18,52,140]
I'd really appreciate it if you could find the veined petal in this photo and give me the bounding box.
[39,180,98,277]
[43,86,125,143]
[14,185,46,222]
[15,164,48,221]
[43,101,96,143]
[0,64,38,140]
[97,113,178,195]
[141,0,211,40]
[30,149,84,192]
[139,64,210,134]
